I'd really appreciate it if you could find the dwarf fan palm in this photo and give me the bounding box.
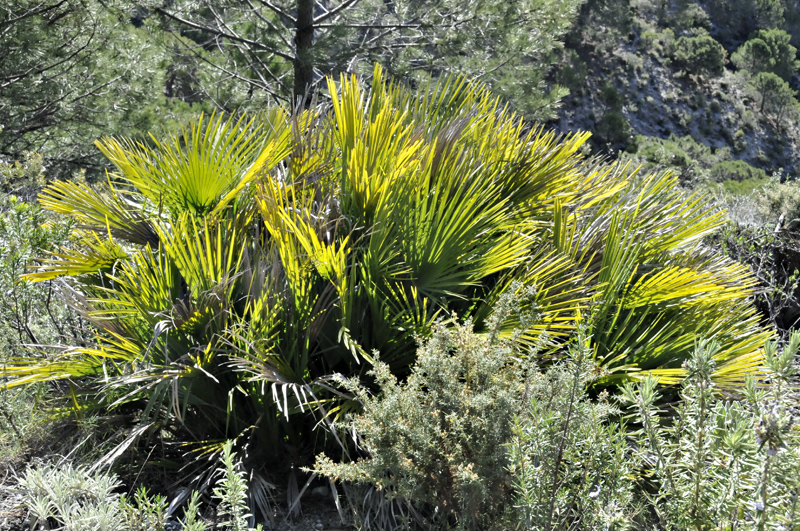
[3,65,771,474]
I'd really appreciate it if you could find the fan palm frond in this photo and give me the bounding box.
[7,64,773,473]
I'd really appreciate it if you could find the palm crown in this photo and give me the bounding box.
[5,65,771,466]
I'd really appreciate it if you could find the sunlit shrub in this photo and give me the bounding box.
[313,307,535,530]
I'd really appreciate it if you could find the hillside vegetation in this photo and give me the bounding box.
[0,0,800,530]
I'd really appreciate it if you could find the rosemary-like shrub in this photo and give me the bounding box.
[511,332,800,531]
[314,319,530,530]
[508,331,639,531]
[621,334,800,530]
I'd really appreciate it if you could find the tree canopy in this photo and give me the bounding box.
[147,0,585,120]
[0,0,169,178]
[732,29,800,81]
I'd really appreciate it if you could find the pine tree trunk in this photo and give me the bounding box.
[294,0,315,105]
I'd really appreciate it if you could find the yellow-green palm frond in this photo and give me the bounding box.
[38,179,158,246]
[24,230,129,281]
[96,111,292,217]
[474,250,592,345]
[91,245,181,323]
[3,329,145,388]
[155,214,245,297]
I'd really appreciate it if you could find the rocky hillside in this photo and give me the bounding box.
[551,0,800,187]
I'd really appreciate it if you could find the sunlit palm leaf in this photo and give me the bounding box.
[24,231,128,281]
[4,63,774,475]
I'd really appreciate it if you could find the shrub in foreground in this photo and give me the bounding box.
[621,333,800,529]
[510,333,800,531]
[313,315,529,530]
[12,440,258,531]
[508,335,638,530]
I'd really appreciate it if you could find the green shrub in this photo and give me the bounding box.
[720,177,768,195]
[708,220,800,356]
[214,441,264,531]
[507,334,800,530]
[710,160,769,184]
[313,315,530,530]
[555,49,589,92]
[596,110,629,146]
[13,443,262,530]
[600,83,622,109]
[705,0,784,48]
[757,176,800,225]
[508,332,637,530]
[13,462,167,531]
[641,28,674,59]
[621,134,732,186]
[0,178,74,461]
[0,196,73,354]
[641,30,658,49]
[733,38,776,74]
[673,35,726,77]
[0,151,46,202]
[675,3,712,31]
[733,29,800,81]
[621,334,800,529]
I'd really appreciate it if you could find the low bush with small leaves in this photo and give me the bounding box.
[756,176,800,227]
[508,330,639,531]
[313,315,534,530]
[10,440,265,531]
[509,333,800,530]
[621,333,800,529]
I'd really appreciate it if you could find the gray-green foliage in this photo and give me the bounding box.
[710,187,800,334]
[118,487,169,531]
[11,441,269,531]
[313,315,533,530]
[182,491,209,531]
[506,333,800,530]
[756,175,800,225]
[0,193,73,356]
[508,330,637,531]
[12,462,159,531]
[213,441,261,531]
[621,334,800,530]
[0,161,74,454]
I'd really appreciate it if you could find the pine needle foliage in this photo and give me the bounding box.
[3,64,771,470]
